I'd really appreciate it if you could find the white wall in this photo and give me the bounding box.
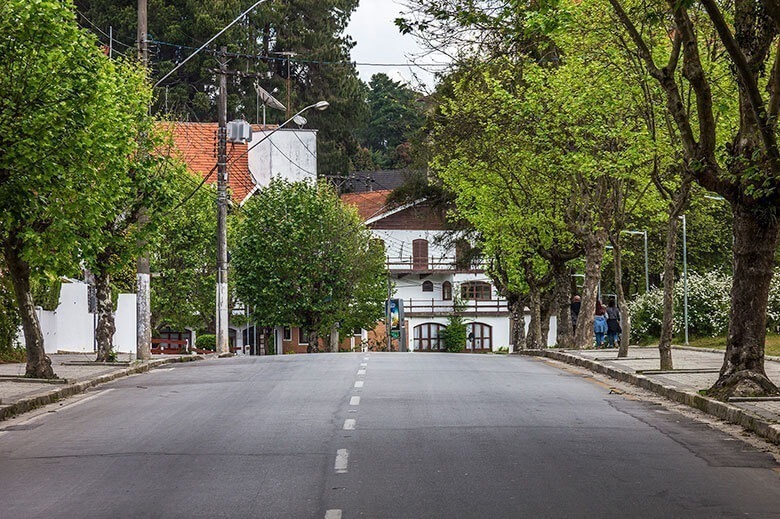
[18,281,137,354]
[248,129,317,187]
[54,283,95,352]
[372,229,452,263]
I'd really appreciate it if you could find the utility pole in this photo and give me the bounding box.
[216,47,230,356]
[136,0,151,361]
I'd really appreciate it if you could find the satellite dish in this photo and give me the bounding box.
[254,82,286,111]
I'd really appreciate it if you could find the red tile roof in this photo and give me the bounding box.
[341,190,393,221]
[160,122,272,204]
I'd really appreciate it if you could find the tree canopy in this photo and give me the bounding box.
[232,179,386,348]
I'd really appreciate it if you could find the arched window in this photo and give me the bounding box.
[461,281,492,300]
[442,281,452,300]
[413,323,446,351]
[422,280,434,292]
[467,322,492,351]
[412,239,428,270]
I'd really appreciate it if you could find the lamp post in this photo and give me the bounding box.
[679,215,689,345]
[622,230,649,293]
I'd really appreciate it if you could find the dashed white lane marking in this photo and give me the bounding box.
[152,368,175,372]
[357,369,366,375]
[349,396,360,405]
[325,510,342,519]
[354,381,364,388]
[360,363,367,367]
[335,449,349,473]
[343,418,356,430]
[363,356,369,361]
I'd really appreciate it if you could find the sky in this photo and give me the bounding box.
[346,0,448,92]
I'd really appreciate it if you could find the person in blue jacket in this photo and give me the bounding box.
[594,298,608,348]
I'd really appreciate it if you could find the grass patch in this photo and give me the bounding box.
[683,334,780,357]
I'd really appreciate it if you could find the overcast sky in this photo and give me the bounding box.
[346,0,447,91]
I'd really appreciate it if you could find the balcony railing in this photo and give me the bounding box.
[403,298,508,314]
[386,256,483,271]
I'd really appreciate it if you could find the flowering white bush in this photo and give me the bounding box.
[629,270,731,341]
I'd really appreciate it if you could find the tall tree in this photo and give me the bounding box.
[0,0,150,377]
[608,0,780,398]
[360,73,425,169]
[232,179,386,350]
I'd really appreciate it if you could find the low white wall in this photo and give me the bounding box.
[18,281,137,354]
[113,294,137,353]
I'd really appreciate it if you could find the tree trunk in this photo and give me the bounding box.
[612,240,631,358]
[527,285,543,349]
[709,205,780,399]
[3,241,55,378]
[308,329,320,353]
[509,296,527,352]
[94,271,116,362]
[554,263,573,348]
[573,234,607,349]
[658,213,681,370]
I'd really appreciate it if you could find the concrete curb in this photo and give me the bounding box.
[519,349,780,445]
[0,354,210,422]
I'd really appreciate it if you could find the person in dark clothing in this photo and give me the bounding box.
[605,297,621,348]
[570,295,581,332]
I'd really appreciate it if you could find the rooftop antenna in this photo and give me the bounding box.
[254,82,285,126]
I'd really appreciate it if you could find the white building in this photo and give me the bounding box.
[342,189,558,351]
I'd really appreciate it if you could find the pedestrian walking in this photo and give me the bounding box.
[570,295,581,333]
[594,298,607,348]
[605,297,621,348]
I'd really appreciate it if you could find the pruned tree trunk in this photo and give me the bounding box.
[3,240,55,379]
[709,205,780,399]
[526,284,543,349]
[509,296,527,352]
[554,263,574,348]
[94,271,116,362]
[573,234,607,349]
[308,329,320,353]
[612,240,631,358]
[659,208,682,370]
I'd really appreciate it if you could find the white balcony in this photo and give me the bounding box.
[386,256,483,273]
[403,298,509,316]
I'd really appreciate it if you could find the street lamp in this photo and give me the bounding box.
[679,215,689,345]
[622,230,649,293]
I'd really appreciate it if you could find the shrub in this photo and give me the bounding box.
[630,270,731,341]
[441,317,467,352]
[196,334,216,351]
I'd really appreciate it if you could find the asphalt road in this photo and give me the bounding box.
[0,353,778,518]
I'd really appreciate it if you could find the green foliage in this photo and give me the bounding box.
[629,271,733,340]
[151,171,218,333]
[30,277,62,312]
[0,268,20,354]
[360,73,425,168]
[233,179,386,336]
[196,334,216,351]
[441,316,467,352]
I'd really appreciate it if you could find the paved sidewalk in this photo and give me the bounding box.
[525,346,780,444]
[0,353,207,420]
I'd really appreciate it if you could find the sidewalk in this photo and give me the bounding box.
[0,353,207,421]
[523,346,780,445]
